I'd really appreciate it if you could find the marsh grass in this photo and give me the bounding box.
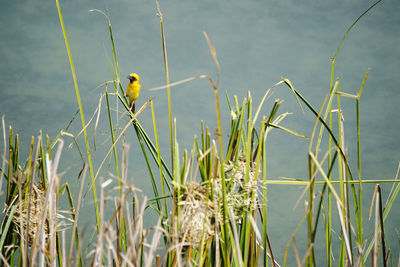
[1,0,399,266]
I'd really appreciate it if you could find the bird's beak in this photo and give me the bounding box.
[127,76,131,79]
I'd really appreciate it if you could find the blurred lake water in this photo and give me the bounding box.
[0,0,399,264]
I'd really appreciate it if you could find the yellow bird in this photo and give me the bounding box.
[125,73,141,113]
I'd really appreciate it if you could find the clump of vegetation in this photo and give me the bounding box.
[8,181,48,246]
[1,0,399,266]
[178,182,215,247]
[224,156,260,220]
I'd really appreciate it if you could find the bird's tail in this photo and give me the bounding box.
[130,103,136,113]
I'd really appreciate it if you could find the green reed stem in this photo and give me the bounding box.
[356,69,369,259]
[333,0,382,61]
[258,117,267,266]
[56,0,100,230]
[156,4,174,168]
[150,100,169,220]
[105,90,121,188]
[105,89,127,251]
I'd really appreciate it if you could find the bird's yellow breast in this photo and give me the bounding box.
[126,81,141,104]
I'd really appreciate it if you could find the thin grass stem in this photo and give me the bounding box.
[56,0,100,230]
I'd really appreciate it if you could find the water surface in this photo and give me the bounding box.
[1,0,399,264]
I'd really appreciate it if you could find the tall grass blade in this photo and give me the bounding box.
[156,1,174,167]
[203,31,230,264]
[150,99,169,221]
[67,165,87,267]
[89,9,124,97]
[56,0,100,230]
[105,89,121,189]
[0,205,17,252]
[332,0,382,61]
[336,200,353,266]
[229,208,244,267]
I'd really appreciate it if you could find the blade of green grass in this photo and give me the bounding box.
[56,0,100,230]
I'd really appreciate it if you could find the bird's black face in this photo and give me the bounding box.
[127,75,137,82]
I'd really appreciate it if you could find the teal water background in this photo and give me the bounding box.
[1,0,399,264]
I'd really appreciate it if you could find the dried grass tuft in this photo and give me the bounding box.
[178,182,214,247]
[10,182,48,246]
[224,156,259,221]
